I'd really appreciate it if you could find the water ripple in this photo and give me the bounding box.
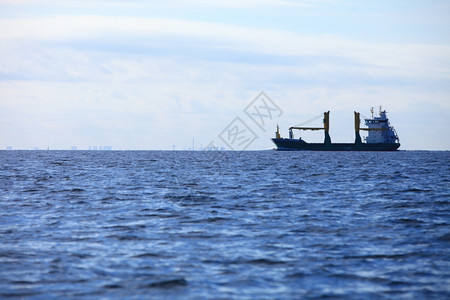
[0,150,449,299]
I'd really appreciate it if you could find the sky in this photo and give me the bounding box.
[0,0,449,150]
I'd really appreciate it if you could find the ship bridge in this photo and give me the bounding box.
[362,107,399,144]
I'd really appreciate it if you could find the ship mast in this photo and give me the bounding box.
[354,111,362,144]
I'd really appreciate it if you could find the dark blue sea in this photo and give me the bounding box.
[0,150,449,299]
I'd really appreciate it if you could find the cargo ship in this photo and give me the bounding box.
[272,107,400,151]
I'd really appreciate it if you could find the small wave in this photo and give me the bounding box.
[103,225,138,230]
[332,273,392,284]
[0,291,41,298]
[437,233,450,241]
[9,280,37,285]
[247,258,287,265]
[396,218,425,224]
[23,188,41,193]
[118,235,143,241]
[181,217,231,224]
[308,173,331,177]
[401,188,431,193]
[285,271,311,278]
[133,252,165,258]
[71,253,93,259]
[138,213,180,219]
[106,234,143,241]
[35,176,51,182]
[144,278,188,288]
[343,253,408,260]
[102,283,122,289]
[165,193,217,204]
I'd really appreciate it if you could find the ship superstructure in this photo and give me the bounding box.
[362,107,400,144]
[272,107,400,151]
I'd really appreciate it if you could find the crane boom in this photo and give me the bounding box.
[289,127,324,131]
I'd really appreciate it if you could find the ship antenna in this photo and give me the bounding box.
[370,107,374,118]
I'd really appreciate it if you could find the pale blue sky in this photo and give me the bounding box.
[1,0,449,150]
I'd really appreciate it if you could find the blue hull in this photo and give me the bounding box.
[272,138,400,151]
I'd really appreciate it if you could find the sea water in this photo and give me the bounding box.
[0,150,449,299]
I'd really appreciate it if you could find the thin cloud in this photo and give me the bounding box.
[1,15,448,75]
